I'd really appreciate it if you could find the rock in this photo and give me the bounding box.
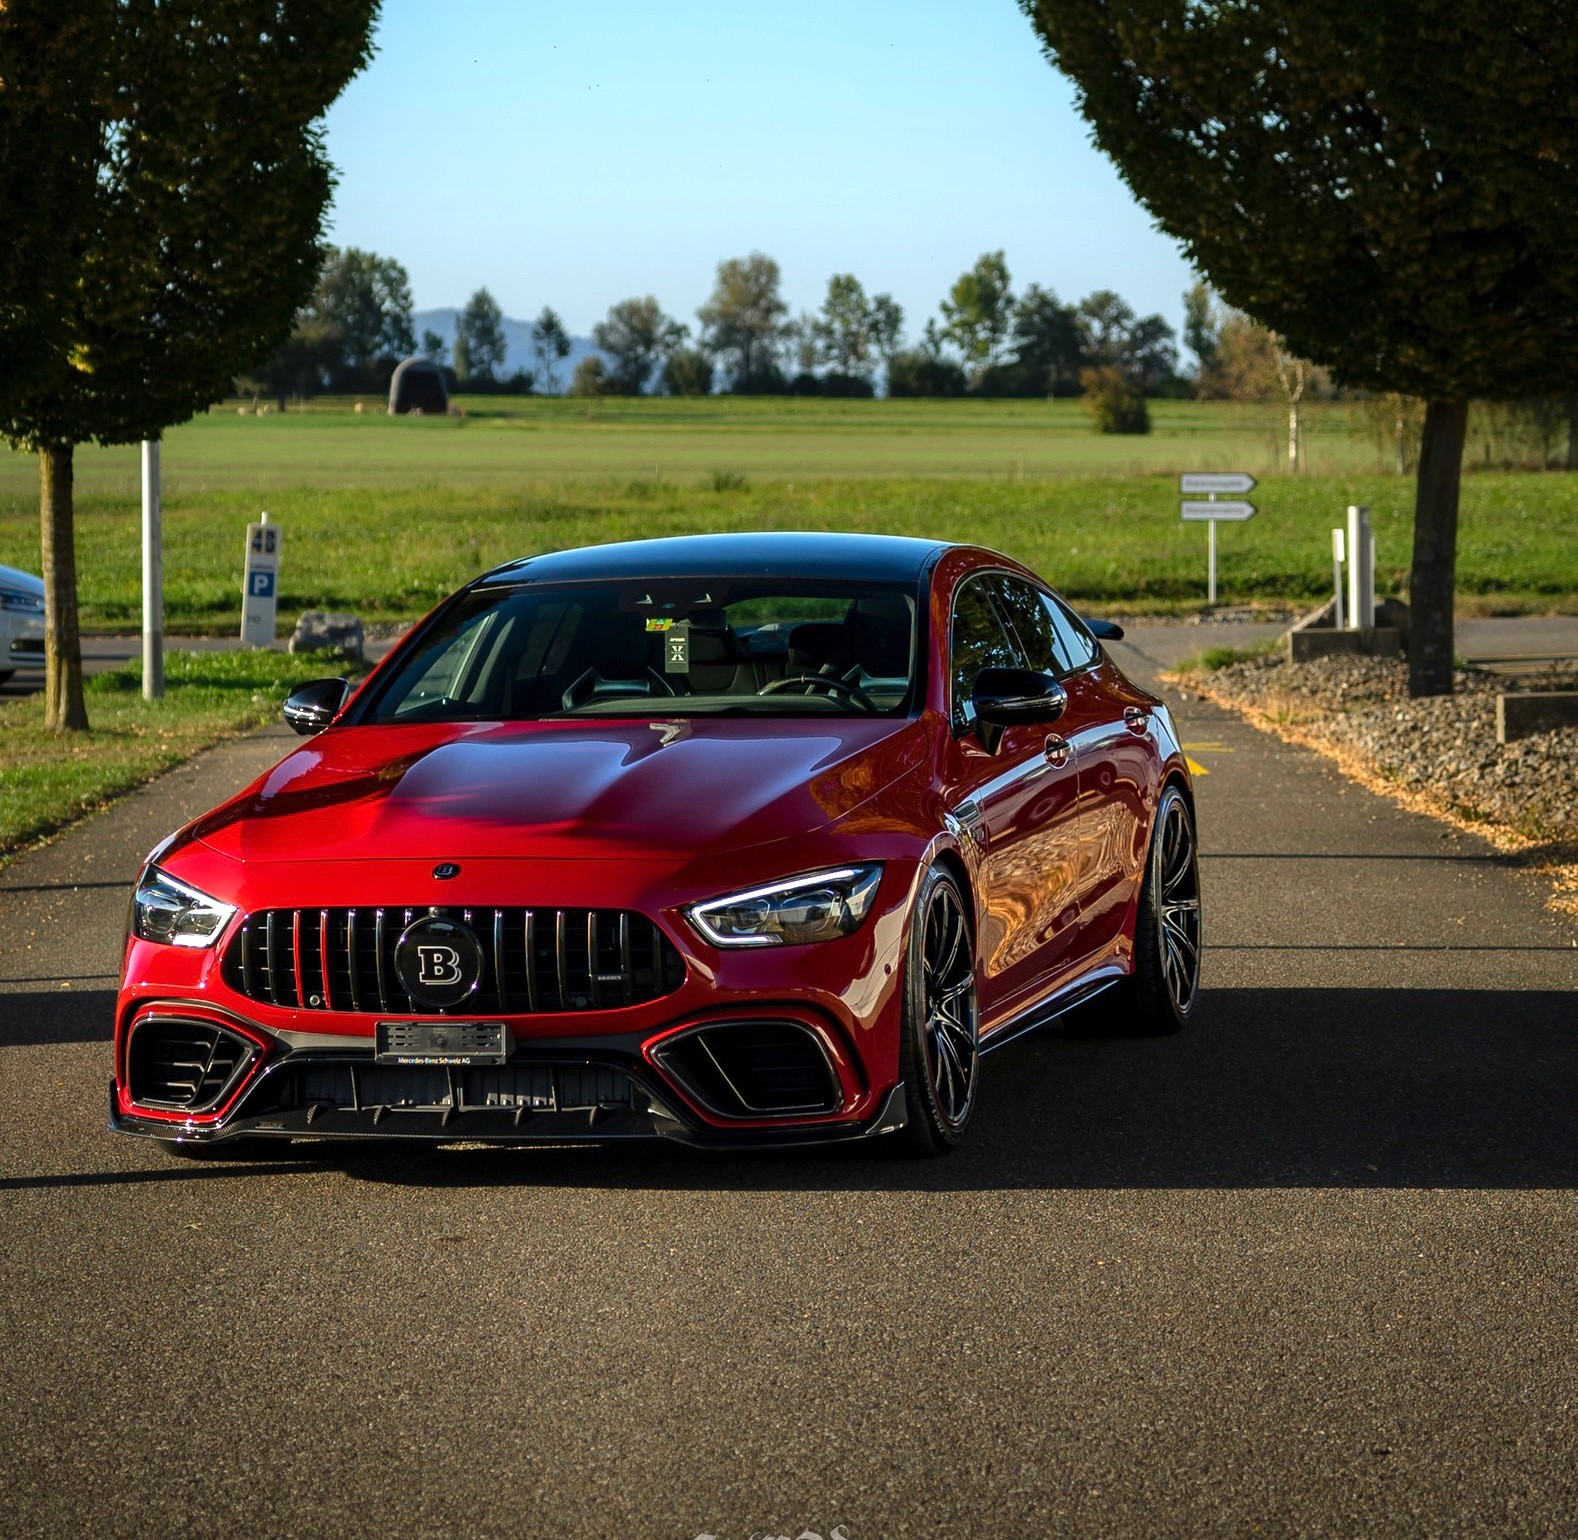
[290,611,364,660]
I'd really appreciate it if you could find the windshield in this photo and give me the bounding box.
[360,578,920,724]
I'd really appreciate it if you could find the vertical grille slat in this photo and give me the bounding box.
[492,909,509,1014]
[554,909,569,1013]
[346,909,362,1014]
[224,905,682,1016]
[374,908,389,1013]
[523,911,540,1013]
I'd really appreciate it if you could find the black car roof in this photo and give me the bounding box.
[476,531,952,587]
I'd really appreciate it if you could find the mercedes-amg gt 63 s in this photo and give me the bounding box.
[111,532,1200,1157]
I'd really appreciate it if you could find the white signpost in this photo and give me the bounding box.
[241,515,281,647]
[1179,475,1257,604]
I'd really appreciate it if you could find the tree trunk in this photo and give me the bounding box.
[1288,400,1300,472]
[1407,400,1469,698]
[1566,395,1578,470]
[40,444,89,732]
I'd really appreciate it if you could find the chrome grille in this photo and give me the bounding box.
[222,906,685,1015]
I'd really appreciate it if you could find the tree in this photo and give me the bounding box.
[869,294,905,369]
[697,253,790,392]
[592,297,685,395]
[307,246,415,374]
[939,251,1014,380]
[420,329,448,365]
[1009,284,1083,396]
[451,332,472,384]
[1182,281,1220,388]
[529,306,572,393]
[816,274,875,379]
[456,287,507,381]
[1020,0,1578,696]
[1074,290,1177,396]
[1228,315,1326,473]
[569,356,608,397]
[0,0,377,731]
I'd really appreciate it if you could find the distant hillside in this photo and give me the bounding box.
[412,309,604,391]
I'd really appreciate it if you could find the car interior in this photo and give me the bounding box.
[370,583,919,722]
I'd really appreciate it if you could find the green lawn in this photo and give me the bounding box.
[0,396,1387,495]
[0,649,356,859]
[1,398,1574,627]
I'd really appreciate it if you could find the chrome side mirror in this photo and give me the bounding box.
[282,677,350,736]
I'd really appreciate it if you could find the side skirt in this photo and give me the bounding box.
[978,965,1127,1057]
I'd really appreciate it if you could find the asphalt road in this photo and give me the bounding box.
[1,638,1574,1539]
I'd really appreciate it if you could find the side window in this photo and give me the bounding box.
[950,575,1025,730]
[994,577,1069,677]
[1043,592,1099,672]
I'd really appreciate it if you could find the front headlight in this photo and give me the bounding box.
[687,864,883,948]
[0,587,44,613]
[131,866,237,948]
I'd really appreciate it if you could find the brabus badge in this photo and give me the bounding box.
[433,862,461,880]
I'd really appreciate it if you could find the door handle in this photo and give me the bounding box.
[1124,706,1150,735]
[1044,734,1072,769]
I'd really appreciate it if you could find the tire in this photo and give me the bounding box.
[1105,783,1202,1035]
[895,864,980,1155]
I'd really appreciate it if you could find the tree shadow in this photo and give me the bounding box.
[331,986,1576,1194]
[0,988,116,1045]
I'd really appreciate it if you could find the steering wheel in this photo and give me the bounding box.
[757,673,877,714]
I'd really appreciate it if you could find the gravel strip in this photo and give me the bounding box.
[1175,653,1577,884]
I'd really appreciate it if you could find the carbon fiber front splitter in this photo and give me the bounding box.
[108,1077,909,1151]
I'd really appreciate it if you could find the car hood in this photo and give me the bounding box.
[190,716,928,866]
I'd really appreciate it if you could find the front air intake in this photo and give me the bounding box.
[126,1017,257,1113]
[651,1021,842,1119]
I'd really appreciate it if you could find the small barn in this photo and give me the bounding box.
[388,357,450,416]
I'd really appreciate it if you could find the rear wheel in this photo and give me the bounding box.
[1105,783,1201,1035]
[896,865,979,1155]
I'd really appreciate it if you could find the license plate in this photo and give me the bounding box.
[375,1020,508,1066]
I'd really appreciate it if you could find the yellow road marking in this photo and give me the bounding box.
[1181,740,1233,752]
[1185,756,1210,776]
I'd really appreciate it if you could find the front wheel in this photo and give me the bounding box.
[896,865,979,1155]
[1106,783,1201,1035]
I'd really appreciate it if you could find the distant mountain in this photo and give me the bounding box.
[412,308,604,391]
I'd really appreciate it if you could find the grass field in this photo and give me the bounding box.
[1,398,1574,627]
[0,649,358,858]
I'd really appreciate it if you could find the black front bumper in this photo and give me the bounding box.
[108,1046,907,1151]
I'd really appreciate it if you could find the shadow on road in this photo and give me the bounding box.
[10,986,1572,1192]
[0,989,116,1045]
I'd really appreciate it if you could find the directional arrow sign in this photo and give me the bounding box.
[1180,500,1256,521]
[1180,472,1257,495]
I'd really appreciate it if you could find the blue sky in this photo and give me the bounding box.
[322,0,1197,341]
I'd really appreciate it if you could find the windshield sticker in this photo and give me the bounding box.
[645,618,674,632]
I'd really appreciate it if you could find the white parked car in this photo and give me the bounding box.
[0,564,46,684]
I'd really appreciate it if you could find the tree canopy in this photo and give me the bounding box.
[697,253,790,392]
[592,296,686,394]
[0,0,378,728]
[456,287,507,381]
[1020,0,1578,692]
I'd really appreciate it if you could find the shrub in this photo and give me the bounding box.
[569,357,608,397]
[886,349,967,397]
[1080,365,1151,434]
[662,347,714,396]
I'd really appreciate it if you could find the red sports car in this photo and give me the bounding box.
[111,533,1200,1156]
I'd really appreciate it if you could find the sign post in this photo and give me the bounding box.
[141,439,163,700]
[1179,475,1257,604]
[242,514,280,648]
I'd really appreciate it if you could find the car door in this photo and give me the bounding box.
[1038,591,1151,958]
[943,573,1084,1027]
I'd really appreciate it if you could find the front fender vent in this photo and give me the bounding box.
[221,907,685,1016]
[126,1017,257,1113]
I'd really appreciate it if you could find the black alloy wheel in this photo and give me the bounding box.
[1105,783,1201,1034]
[897,865,979,1154]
